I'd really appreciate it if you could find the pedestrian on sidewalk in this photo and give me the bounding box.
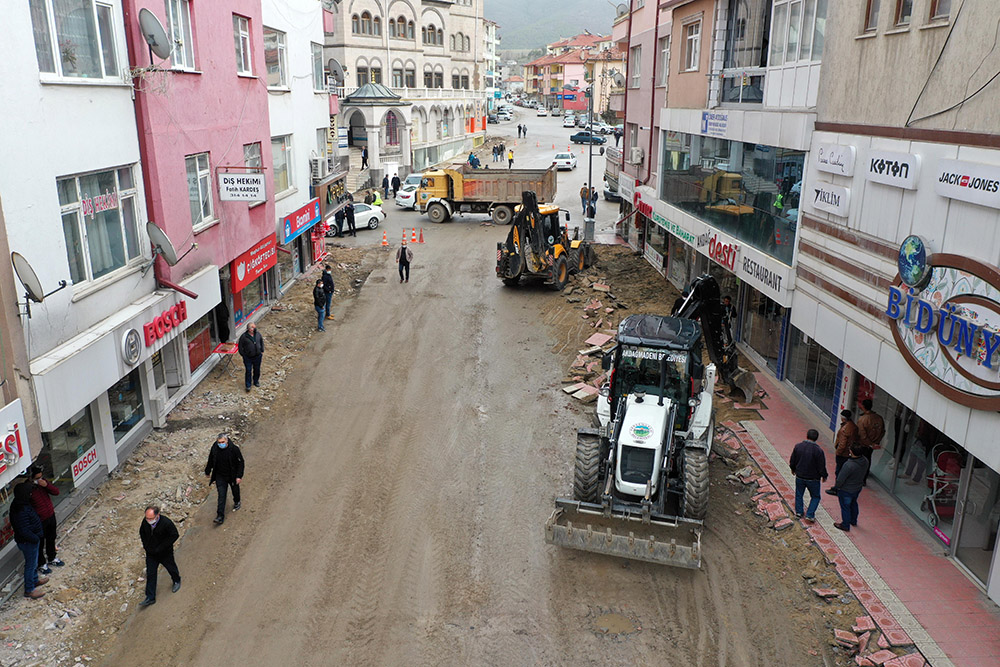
[580,184,590,216]
[856,399,885,485]
[522,125,527,137]
[138,506,181,606]
[29,466,63,574]
[391,173,401,196]
[834,445,870,532]
[345,201,357,237]
[789,429,828,521]
[396,240,413,283]
[507,149,514,169]
[322,265,335,321]
[313,279,327,332]
[11,482,47,599]
[827,409,858,495]
[238,323,264,392]
[361,146,369,170]
[334,206,346,237]
[205,434,245,525]
[382,175,390,198]
[492,145,498,162]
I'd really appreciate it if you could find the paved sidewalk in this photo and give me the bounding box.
[731,371,1000,667]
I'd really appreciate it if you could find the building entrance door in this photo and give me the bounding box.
[954,458,1000,587]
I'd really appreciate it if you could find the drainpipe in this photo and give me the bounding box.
[642,0,663,186]
[621,0,635,178]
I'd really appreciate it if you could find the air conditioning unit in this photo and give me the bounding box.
[310,156,328,183]
[628,147,645,165]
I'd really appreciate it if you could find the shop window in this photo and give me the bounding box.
[742,288,783,372]
[59,166,142,284]
[276,242,296,288]
[785,326,838,416]
[234,275,266,325]
[108,368,145,442]
[186,312,216,372]
[30,0,120,79]
[263,27,287,87]
[667,236,692,288]
[659,133,802,265]
[42,407,97,490]
[271,135,292,194]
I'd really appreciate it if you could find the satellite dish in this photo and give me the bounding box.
[146,222,180,265]
[611,72,626,87]
[327,58,346,86]
[139,9,172,61]
[11,253,45,303]
[616,3,629,17]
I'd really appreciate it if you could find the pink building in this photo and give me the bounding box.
[124,0,276,367]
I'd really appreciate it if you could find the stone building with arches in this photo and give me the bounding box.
[324,0,488,183]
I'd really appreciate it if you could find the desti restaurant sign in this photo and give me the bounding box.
[934,159,1000,210]
[219,172,266,202]
[867,150,920,190]
[886,235,1000,410]
[814,143,856,177]
[231,234,277,293]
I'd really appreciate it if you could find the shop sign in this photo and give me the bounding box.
[282,198,322,244]
[934,159,1000,209]
[0,400,29,488]
[885,238,1000,410]
[813,143,856,177]
[71,445,99,483]
[142,301,188,347]
[643,243,665,276]
[867,150,920,190]
[219,173,265,202]
[231,234,277,293]
[80,189,118,219]
[636,192,695,245]
[700,111,728,138]
[810,181,851,217]
[696,233,738,271]
[619,177,635,201]
[741,255,783,293]
[337,128,348,149]
[121,329,141,365]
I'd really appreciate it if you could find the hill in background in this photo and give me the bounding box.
[485,0,617,50]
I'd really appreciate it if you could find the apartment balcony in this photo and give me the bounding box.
[719,68,765,106]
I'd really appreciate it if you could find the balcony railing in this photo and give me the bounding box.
[330,85,488,100]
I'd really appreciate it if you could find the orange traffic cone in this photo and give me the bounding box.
[567,144,572,152]
[411,227,418,243]
[536,141,539,147]
[418,228,425,244]
[402,229,407,243]
[381,230,388,247]
[552,143,555,149]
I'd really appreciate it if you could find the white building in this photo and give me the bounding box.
[262,0,336,290]
[483,19,500,111]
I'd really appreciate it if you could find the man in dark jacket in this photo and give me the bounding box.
[30,466,63,574]
[322,265,335,321]
[344,201,356,237]
[334,207,346,237]
[856,399,885,485]
[827,409,859,494]
[361,146,369,170]
[382,174,390,198]
[238,323,264,392]
[139,505,181,606]
[834,444,870,532]
[789,429,827,521]
[11,482,48,599]
[205,434,245,525]
[391,173,401,196]
[313,279,327,332]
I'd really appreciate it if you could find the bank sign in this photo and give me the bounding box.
[282,198,321,243]
[886,236,1000,410]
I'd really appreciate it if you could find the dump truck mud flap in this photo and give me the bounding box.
[544,499,702,569]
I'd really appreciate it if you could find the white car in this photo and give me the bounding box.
[403,172,423,187]
[326,203,385,236]
[497,110,512,121]
[395,184,418,209]
[552,152,578,171]
[591,121,613,134]
[536,108,548,117]
[562,116,577,128]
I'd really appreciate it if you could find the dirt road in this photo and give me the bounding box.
[98,222,840,665]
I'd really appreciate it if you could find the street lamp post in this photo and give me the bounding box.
[584,85,595,241]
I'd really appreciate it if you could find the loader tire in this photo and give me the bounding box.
[428,203,450,224]
[573,433,601,503]
[682,448,710,521]
[551,255,569,291]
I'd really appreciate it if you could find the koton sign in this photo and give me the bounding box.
[282,198,322,244]
[935,159,1000,210]
[231,234,277,293]
[867,150,920,190]
[814,143,856,177]
[219,172,266,202]
[143,300,188,346]
[0,400,29,489]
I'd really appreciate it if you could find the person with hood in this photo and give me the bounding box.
[138,505,180,606]
[313,279,327,332]
[238,323,264,393]
[322,265,336,321]
[205,433,245,525]
[11,481,48,599]
[30,466,63,574]
[396,239,413,283]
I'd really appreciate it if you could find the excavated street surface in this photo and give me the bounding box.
[2,229,866,666]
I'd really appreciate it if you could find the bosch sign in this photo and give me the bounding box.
[143,300,188,346]
[71,445,99,483]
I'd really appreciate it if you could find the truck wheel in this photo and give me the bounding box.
[491,205,513,225]
[427,203,450,224]
[573,432,601,503]
[551,255,569,291]
[576,248,587,272]
[682,448,710,521]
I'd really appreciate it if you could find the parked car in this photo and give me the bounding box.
[603,180,622,201]
[552,152,578,171]
[497,111,512,121]
[403,172,423,187]
[487,114,499,124]
[562,115,577,128]
[590,121,613,134]
[551,108,563,117]
[395,184,418,209]
[326,203,385,236]
[536,108,548,117]
[570,130,606,145]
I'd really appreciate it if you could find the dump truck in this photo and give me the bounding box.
[417,164,557,224]
[496,191,596,290]
[544,275,758,568]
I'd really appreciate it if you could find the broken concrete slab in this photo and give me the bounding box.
[812,588,840,598]
[834,629,860,646]
[853,616,877,633]
[773,518,793,531]
[562,383,586,394]
[591,283,610,292]
[579,345,603,356]
[584,333,613,347]
[866,650,898,666]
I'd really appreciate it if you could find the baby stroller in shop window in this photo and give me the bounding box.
[920,444,962,526]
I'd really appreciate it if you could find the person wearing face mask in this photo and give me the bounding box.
[205,434,245,525]
[138,505,180,607]
[11,481,48,599]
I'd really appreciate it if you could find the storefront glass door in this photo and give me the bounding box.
[955,459,1000,586]
[741,288,784,372]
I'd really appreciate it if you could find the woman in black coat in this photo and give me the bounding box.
[10,482,47,598]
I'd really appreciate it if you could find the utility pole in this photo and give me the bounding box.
[584,84,595,241]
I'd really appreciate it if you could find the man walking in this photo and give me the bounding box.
[345,200,356,237]
[507,148,514,169]
[834,445,870,532]
[827,409,859,495]
[238,323,264,393]
[11,482,47,599]
[522,125,527,137]
[789,429,828,521]
[391,173,401,196]
[30,466,63,575]
[205,434,245,525]
[580,183,590,216]
[138,506,181,606]
[614,127,622,146]
[313,279,327,332]
[322,265,335,321]
[856,399,885,484]
[382,174,390,198]
[396,239,413,283]
[361,146,369,170]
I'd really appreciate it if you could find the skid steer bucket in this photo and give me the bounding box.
[544,500,702,569]
[729,368,757,405]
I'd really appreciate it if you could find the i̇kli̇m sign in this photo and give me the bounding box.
[886,235,1000,410]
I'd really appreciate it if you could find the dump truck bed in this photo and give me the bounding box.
[449,164,557,204]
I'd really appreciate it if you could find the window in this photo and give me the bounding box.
[930,0,951,19]
[352,14,359,33]
[357,67,369,86]
[361,12,372,35]
[629,45,641,86]
[165,0,194,69]
[29,0,121,79]
[434,71,443,88]
[272,135,292,194]
[895,0,912,25]
[771,0,827,63]
[452,73,460,88]
[864,0,880,31]
[405,68,415,87]
[185,153,214,229]
[657,35,670,85]
[451,35,456,50]
[465,36,470,51]
[311,43,324,90]
[263,28,286,87]
[392,67,404,87]
[408,21,415,39]
[370,67,382,84]
[385,114,399,145]
[461,74,469,89]
[424,70,434,87]
[389,19,396,37]
[59,166,142,284]
[373,17,381,35]
[683,21,700,71]
[438,28,443,44]
[234,15,251,74]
